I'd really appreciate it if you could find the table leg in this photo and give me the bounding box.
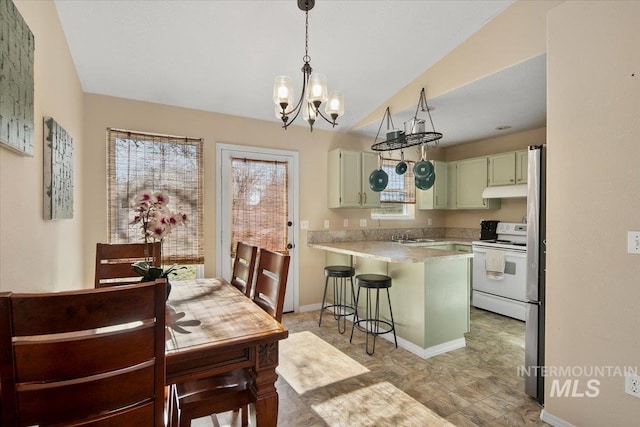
[251,341,280,427]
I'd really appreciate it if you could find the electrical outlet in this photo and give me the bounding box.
[300,220,309,230]
[625,372,640,398]
[343,219,349,227]
[628,231,640,254]
[324,219,330,229]
[427,218,433,226]
[360,219,367,227]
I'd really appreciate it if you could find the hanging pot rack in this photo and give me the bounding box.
[370,88,443,152]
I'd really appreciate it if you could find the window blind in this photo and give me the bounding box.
[380,157,416,204]
[230,157,288,254]
[107,129,204,264]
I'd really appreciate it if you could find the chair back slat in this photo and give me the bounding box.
[95,242,161,288]
[252,249,290,322]
[230,242,258,297]
[0,281,166,427]
[10,283,157,335]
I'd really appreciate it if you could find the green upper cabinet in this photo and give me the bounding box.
[515,149,528,184]
[488,150,529,186]
[488,152,516,186]
[447,161,458,210]
[417,160,448,210]
[456,157,500,209]
[328,149,381,208]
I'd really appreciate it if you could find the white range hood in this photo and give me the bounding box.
[482,184,527,199]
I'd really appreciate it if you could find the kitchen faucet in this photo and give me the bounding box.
[403,230,412,240]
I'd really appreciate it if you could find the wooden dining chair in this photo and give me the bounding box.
[251,249,291,322]
[173,249,291,427]
[95,242,162,287]
[0,280,167,427]
[230,241,258,297]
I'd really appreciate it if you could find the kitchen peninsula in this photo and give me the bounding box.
[309,239,473,359]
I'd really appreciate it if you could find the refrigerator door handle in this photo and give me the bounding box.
[527,300,541,305]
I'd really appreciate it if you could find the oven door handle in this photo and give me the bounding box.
[472,247,527,257]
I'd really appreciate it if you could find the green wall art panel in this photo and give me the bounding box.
[44,117,73,219]
[0,0,35,156]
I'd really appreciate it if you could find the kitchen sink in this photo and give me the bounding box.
[391,238,436,244]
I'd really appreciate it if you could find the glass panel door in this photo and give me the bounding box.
[218,144,297,312]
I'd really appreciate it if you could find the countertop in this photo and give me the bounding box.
[308,239,474,264]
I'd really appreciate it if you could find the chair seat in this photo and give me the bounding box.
[356,274,392,288]
[324,265,356,277]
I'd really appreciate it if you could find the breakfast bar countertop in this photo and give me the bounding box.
[308,240,473,264]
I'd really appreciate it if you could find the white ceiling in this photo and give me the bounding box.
[54,0,545,146]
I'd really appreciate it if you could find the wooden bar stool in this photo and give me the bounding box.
[318,265,356,334]
[350,273,398,355]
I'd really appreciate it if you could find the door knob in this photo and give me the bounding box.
[287,243,294,249]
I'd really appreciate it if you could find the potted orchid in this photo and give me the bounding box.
[130,190,188,295]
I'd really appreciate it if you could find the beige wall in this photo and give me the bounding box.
[545,1,640,424]
[0,1,84,292]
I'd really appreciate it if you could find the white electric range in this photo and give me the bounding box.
[472,222,528,321]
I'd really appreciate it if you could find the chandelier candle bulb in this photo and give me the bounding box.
[273,76,293,108]
[325,91,344,119]
[308,73,328,104]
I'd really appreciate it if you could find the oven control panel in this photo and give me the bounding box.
[496,222,527,235]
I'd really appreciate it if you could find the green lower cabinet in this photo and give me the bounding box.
[324,251,471,355]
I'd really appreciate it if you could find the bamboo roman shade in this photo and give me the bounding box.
[230,157,288,254]
[107,129,204,264]
[380,157,416,204]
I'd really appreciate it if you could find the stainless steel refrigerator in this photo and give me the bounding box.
[525,145,546,403]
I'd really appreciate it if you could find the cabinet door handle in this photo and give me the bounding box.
[363,193,367,204]
[358,192,362,204]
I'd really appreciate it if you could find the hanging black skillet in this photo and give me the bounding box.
[369,154,388,192]
[414,144,434,179]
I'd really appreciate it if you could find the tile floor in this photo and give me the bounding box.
[195,307,548,427]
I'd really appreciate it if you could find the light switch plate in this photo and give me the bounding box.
[324,219,330,229]
[627,231,640,254]
[360,219,367,227]
[300,220,309,230]
[343,219,349,227]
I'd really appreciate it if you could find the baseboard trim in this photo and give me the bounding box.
[299,303,323,312]
[299,306,466,359]
[377,332,466,360]
[540,409,575,427]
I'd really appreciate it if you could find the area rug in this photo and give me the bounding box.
[311,381,456,427]
[277,331,370,394]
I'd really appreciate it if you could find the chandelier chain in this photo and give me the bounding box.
[304,10,310,63]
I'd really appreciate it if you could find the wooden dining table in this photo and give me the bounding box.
[164,278,289,427]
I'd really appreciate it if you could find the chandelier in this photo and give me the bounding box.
[272,0,344,132]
